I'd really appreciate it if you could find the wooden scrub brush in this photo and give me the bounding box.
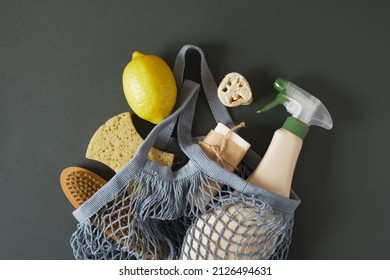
[60,166,106,208]
[60,166,166,259]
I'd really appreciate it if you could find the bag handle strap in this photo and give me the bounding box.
[155,45,235,151]
[174,44,235,127]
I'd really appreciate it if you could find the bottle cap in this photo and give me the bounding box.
[282,117,309,140]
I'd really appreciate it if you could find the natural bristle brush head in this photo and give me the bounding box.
[60,166,106,208]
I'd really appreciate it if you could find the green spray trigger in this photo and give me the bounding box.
[257,77,290,113]
[256,77,333,130]
[256,92,287,113]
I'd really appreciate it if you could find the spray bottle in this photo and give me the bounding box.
[247,77,333,198]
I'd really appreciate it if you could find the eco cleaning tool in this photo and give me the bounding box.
[60,166,106,208]
[60,166,165,259]
[85,112,174,173]
[247,77,333,198]
[217,72,253,107]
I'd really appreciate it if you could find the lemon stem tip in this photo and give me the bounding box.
[132,51,144,59]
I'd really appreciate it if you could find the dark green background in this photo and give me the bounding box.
[1,0,389,259]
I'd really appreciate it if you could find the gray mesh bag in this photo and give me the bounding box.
[69,45,300,260]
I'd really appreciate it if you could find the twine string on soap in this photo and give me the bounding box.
[199,122,245,171]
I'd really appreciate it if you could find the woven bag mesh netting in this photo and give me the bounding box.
[70,153,295,260]
[181,175,295,260]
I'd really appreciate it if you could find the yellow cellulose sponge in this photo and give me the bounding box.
[86,112,174,173]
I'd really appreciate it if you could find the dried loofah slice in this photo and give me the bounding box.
[86,112,174,173]
[217,72,253,107]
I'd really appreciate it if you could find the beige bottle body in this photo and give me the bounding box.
[247,128,302,198]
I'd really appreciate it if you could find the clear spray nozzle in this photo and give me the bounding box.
[257,78,333,130]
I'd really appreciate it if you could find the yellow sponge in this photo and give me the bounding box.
[86,112,174,173]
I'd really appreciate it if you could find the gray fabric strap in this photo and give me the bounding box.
[177,82,300,214]
[73,80,200,222]
[155,44,234,150]
[173,44,234,127]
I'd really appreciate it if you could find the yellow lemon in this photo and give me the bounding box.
[122,51,177,124]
